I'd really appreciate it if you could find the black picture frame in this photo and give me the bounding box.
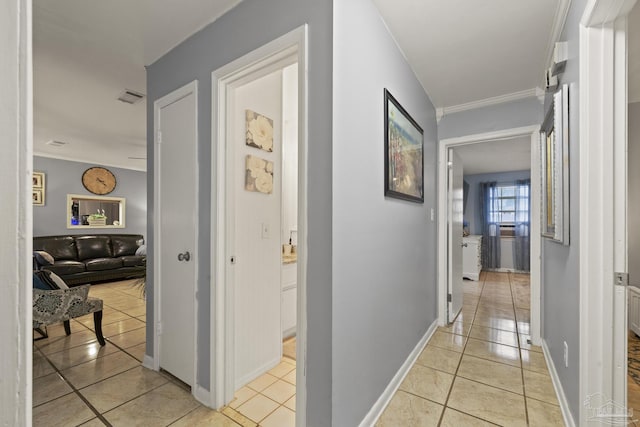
[384,89,424,203]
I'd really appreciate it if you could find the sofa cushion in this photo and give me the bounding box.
[120,255,146,267]
[34,236,78,261]
[43,261,86,276]
[85,258,123,271]
[75,236,113,261]
[111,235,141,257]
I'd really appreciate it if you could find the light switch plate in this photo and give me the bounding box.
[261,223,270,239]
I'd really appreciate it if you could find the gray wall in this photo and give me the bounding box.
[33,156,146,237]
[332,0,437,425]
[541,0,587,420]
[145,1,333,424]
[438,96,543,140]
[630,102,640,286]
[463,170,531,235]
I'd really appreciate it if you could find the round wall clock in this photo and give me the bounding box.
[82,167,117,195]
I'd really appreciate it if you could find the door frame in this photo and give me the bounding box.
[211,25,308,425]
[437,125,542,345]
[578,0,636,424]
[152,80,200,392]
[2,0,32,423]
[447,148,464,323]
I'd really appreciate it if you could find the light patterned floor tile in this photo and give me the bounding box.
[260,406,295,427]
[527,397,565,426]
[398,364,454,404]
[464,337,521,367]
[440,408,498,426]
[171,407,241,426]
[428,330,466,352]
[415,345,462,374]
[103,382,199,426]
[523,369,558,404]
[456,354,523,394]
[235,394,279,423]
[80,365,168,413]
[32,372,73,407]
[376,390,443,427]
[447,377,527,427]
[246,373,278,392]
[261,379,296,404]
[32,392,95,427]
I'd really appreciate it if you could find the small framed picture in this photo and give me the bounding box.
[33,189,44,206]
[32,171,45,206]
[32,171,44,189]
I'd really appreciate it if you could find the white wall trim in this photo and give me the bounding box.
[142,354,155,370]
[542,340,577,427]
[438,126,542,346]
[211,26,309,427]
[194,385,213,407]
[1,0,32,424]
[578,1,637,424]
[152,79,200,395]
[33,152,147,172]
[544,0,573,72]
[436,88,543,121]
[358,320,438,427]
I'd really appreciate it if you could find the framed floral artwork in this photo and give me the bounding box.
[384,89,424,203]
[246,109,274,152]
[245,155,274,194]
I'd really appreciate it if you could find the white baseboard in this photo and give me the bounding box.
[236,356,281,390]
[194,384,213,407]
[542,340,576,427]
[142,354,155,370]
[358,320,438,427]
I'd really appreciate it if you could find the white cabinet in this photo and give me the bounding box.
[281,262,297,338]
[463,235,482,281]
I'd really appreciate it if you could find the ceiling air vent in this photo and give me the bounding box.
[128,156,146,160]
[46,140,66,147]
[117,89,145,105]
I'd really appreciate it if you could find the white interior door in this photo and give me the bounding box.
[448,149,464,322]
[230,70,283,389]
[155,82,198,387]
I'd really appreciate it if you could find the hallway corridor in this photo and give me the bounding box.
[377,272,564,426]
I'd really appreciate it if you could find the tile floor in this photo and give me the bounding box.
[34,273,563,426]
[32,279,296,427]
[377,271,565,427]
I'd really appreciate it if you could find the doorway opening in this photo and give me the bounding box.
[212,26,307,426]
[438,126,542,346]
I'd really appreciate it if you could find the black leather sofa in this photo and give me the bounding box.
[33,234,146,286]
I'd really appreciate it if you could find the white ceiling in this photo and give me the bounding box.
[33,0,242,171]
[34,1,572,171]
[372,0,563,109]
[454,137,531,175]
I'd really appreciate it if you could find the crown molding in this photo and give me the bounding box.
[544,0,572,72]
[436,87,544,121]
[34,152,147,172]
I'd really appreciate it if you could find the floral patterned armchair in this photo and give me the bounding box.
[33,284,105,346]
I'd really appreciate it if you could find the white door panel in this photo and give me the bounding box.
[231,72,282,389]
[156,85,198,386]
[448,149,464,322]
